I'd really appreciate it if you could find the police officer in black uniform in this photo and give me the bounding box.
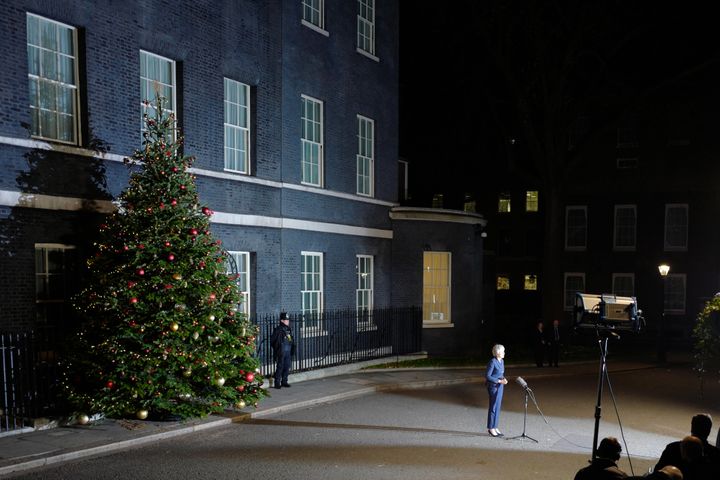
[270,312,295,389]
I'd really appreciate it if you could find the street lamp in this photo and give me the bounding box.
[657,264,670,363]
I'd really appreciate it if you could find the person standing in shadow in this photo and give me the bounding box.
[534,321,546,367]
[548,319,561,367]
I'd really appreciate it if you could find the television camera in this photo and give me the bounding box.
[573,293,644,333]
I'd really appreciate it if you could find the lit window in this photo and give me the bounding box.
[27,14,80,144]
[525,191,539,212]
[423,252,451,324]
[496,275,510,290]
[498,193,511,213]
[301,95,323,187]
[356,115,374,196]
[224,78,251,174]
[524,274,538,291]
[357,0,375,57]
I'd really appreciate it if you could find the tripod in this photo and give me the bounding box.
[508,383,539,443]
[591,331,617,461]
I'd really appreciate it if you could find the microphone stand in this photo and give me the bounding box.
[508,384,538,443]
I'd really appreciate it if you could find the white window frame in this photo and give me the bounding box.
[301,251,324,332]
[226,251,251,317]
[565,206,587,251]
[564,272,585,311]
[356,115,374,197]
[664,204,688,252]
[356,0,377,60]
[301,0,327,35]
[613,205,637,251]
[27,14,81,145]
[356,255,374,329]
[612,273,635,297]
[301,95,324,187]
[664,273,686,314]
[140,50,176,139]
[423,251,452,326]
[224,78,251,175]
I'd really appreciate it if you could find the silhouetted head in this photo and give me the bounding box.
[690,413,712,440]
[656,465,683,480]
[597,437,622,461]
[680,435,703,463]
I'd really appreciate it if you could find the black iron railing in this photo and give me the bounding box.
[252,306,422,377]
[0,306,422,430]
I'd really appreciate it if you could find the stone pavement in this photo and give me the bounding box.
[0,356,662,477]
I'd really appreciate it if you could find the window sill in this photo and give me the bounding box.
[301,20,329,37]
[356,48,379,62]
[422,322,454,329]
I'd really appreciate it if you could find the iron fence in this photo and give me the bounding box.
[0,306,422,431]
[1,330,61,434]
[252,306,422,377]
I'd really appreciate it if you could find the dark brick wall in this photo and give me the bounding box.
[0,0,402,331]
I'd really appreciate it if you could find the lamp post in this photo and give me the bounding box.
[657,264,670,363]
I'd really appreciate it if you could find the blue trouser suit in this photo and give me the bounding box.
[486,357,505,429]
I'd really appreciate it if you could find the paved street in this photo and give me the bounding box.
[4,356,719,480]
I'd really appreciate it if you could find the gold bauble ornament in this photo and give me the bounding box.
[235,400,246,409]
[136,410,149,420]
[172,273,182,280]
[216,377,226,386]
[77,414,90,425]
[192,331,199,340]
[171,322,179,332]
[183,368,192,377]
[209,314,215,321]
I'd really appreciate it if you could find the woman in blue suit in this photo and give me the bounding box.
[486,344,508,437]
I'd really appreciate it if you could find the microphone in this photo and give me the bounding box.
[516,376,529,390]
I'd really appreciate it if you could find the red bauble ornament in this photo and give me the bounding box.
[159,202,165,209]
[138,244,145,249]
[164,241,171,247]
[106,381,114,389]
[172,167,178,172]
[171,199,177,206]
[168,254,175,261]
[130,297,138,304]
[190,229,198,235]
[209,293,216,300]
[137,269,145,276]
[127,281,136,288]
[199,261,206,269]
[245,372,255,382]
[165,284,173,290]
[180,185,186,190]
[123,245,129,251]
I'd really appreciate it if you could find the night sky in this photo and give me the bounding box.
[398,1,720,207]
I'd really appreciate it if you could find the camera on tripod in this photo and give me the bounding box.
[573,293,644,333]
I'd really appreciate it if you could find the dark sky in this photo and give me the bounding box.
[398,2,720,204]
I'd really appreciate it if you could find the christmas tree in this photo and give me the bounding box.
[63,95,265,420]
